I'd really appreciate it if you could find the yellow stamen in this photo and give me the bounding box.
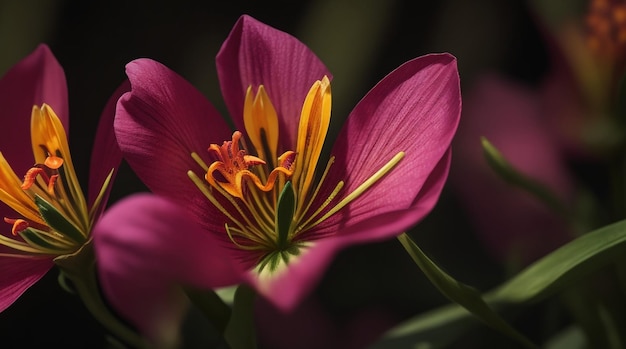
[293,76,332,211]
[31,105,89,232]
[0,104,111,258]
[305,152,405,230]
[243,85,280,168]
[188,76,404,274]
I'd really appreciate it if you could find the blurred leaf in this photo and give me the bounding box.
[396,233,537,349]
[371,218,626,348]
[481,137,568,216]
[224,285,257,349]
[544,326,586,349]
[185,287,232,334]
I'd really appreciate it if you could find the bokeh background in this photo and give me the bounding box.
[0,0,577,348]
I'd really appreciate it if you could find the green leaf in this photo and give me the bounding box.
[373,219,626,348]
[397,233,538,349]
[275,181,295,249]
[35,195,86,244]
[481,137,568,216]
[224,284,257,349]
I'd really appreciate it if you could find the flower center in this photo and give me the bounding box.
[205,130,295,199]
[0,104,113,258]
[189,77,403,273]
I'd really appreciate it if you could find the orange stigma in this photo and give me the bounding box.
[3,218,29,236]
[21,161,60,193]
[205,131,295,199]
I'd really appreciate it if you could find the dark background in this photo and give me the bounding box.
[0,0,555,348]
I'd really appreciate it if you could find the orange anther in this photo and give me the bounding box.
[4,218,29,236]
[21,167,45,190]
[44,155,63,169]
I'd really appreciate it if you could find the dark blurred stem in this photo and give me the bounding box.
[612,149,626,295]
[609,148,626,222]
[184,287,232,334]
[603,134,626,348]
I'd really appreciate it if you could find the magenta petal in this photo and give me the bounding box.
[94,194,242,347]
[247,236,341,311]
[88,80,129,213]
[0,44,68,179]
[115,59,232,232]
[216,15,331,148]
[318,54,460,238]
[0,254,52,312]
[250,55,460,311]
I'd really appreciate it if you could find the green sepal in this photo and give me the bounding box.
[19,227,73,253]
[35,195,86,244]
[397,233,538,349]
[275,181,295,249]
[373,219,626,348]
[256,244,302,274]
[481,137,568,216]
[54,241,150,348]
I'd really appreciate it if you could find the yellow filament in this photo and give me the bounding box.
[0,234,48,254]
[88,169,115,223]
[0,252,48,259]
[225,224,274,251]
[191,152,209,172]
[296,181,344,235]
[189,170,275,245]
[243,180,277,227]
[294,155,336,223]
[307,152,405,230]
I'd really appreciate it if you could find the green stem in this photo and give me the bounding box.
[54,240,149,349]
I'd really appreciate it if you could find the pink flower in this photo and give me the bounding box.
[95,14,460,345]
[0,45,124,311]
[451,75,574,265]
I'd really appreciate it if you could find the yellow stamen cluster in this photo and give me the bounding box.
[0,104,113,258]
[189,77,403,273]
